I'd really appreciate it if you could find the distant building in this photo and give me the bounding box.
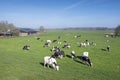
[104,33,115,37]
[0,32,13,38]
[19,28,38,36]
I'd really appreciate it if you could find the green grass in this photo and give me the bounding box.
[0,30,120,80]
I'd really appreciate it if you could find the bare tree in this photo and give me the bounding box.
[115,25,120,36]
[39,26,45,33]
[0,21,20,36]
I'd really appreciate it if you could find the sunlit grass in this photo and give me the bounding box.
[0,30,120,80]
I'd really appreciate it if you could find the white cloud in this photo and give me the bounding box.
[64,0,88,10]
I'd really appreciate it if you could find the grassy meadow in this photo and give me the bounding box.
[0,30,120,80]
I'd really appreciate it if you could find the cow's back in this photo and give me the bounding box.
[44,56,51,64]
[44,56,57,64]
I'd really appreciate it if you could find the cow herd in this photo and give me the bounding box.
[42,38,94,71]
[22,35,110,71]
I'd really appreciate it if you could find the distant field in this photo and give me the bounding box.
[0,30,120,80]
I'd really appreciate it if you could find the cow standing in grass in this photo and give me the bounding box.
[52,50,65,59]
[44,56,59,71]
[80,52,92,66]
[71,51,77,59]
[63,43,71,48]
[43,40,52,47]
[23,45,30,50]
[80,56,92,66]
[107,45,110,52]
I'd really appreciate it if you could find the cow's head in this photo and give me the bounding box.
[52,62,59,71]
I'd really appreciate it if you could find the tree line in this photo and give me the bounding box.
[0,20,120,37]
[0,21,20,36]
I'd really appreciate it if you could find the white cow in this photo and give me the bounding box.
[44,56,59,71]
[80,42,86,47]
[82,52,89,57]
[46,40,51,44]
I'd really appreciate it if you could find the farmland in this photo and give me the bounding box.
[0,30,120,80]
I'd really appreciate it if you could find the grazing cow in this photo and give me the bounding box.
[43,40,52,47]
[71,51,77,59]
[59,50,65,59]
[51,46,60,52]
[89,42,96,46]
[44,56,59,71]
[80,56,92,66]
[23,45,30,50]
[63,43,71,48]
[74,35,81,38]
[80,42,86,47]
[52,50,65,59]
[82,52,89,57]
[107,45,110,52]
[43,42,50,47]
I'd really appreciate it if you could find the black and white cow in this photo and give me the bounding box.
[43,42,50,47]
[80,56,92,67]
[23,45,30,50]
[71,51,77,59]
[52,50,65,59]
[43,40,52,47]
[44,56,59,71]
[51,46,60,52]
[107,45,110,52]
[63,43,71,48]
[74,35,81,38]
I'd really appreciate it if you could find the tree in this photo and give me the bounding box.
[115,25,120,36]
[0,21,20,36]
[39,26,45,33]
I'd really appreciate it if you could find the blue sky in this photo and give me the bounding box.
[0,0,120,29]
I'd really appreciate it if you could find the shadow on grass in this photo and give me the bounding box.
[73,56,88,66]
[39,62,53,69]
[101,48,107,51]
[66,54,71,59]
[39,62,44,66]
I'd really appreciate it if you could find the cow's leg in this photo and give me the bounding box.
[44,63,45,67]
[47,64,49,68]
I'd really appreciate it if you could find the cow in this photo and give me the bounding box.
[43,42,50,47]
[80,42,86,47]
[107,45,110,52]
[74,35,81,38]
[80,56,92,67]
[23,45,30,50]
[51,46,60,52]
[89,42,96,46]
[52,50,65,59]
[71,51,77,59]
[44,56,59,71]
[63,43,71,48]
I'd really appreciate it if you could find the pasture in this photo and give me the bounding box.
[0,30,120,80]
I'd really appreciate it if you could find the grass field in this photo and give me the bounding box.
[0,30,120,80]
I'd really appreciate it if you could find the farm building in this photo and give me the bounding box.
[0,32,13,38]
[104,33,115,37]
[19,28,38,36]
